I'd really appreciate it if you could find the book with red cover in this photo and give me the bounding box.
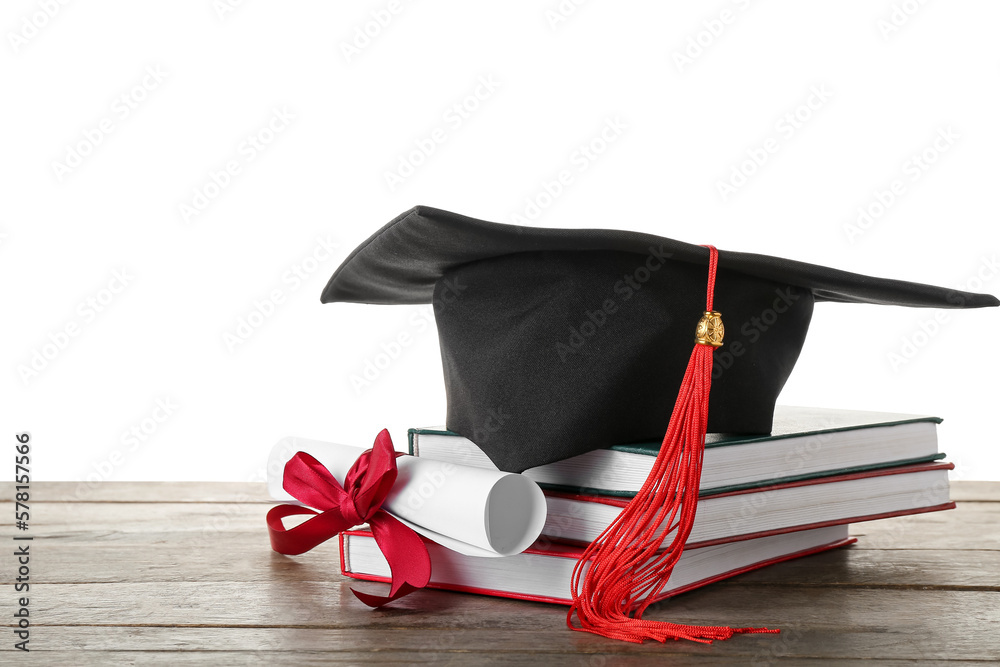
[542,461,955,548]
[340,524,856,606]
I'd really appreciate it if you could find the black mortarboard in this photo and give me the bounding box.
[322,206,998,474]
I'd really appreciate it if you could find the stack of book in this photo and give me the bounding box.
[340,406,954,605]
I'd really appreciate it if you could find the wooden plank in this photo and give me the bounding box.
[12,584,1000,661]
[5,500,997,550]
[2,500,269,533]
[0,645,943,667]
[8,529,1000,591]
[950,480,1000,502]
[720,546,1000,591]
[848,503,1000,550]
[14,656,1000,667]
[13,646,1000,665]
[1,531,338,585]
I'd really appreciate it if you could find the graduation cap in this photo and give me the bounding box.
[323,205,997,473]
[322,205,997,643]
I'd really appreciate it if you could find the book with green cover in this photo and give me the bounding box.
[408,406,945,497]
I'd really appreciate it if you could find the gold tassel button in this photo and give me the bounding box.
[695,310,724,347]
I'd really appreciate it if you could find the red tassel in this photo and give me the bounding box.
[567,245,778,644]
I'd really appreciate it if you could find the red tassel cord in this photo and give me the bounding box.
[567,245,779,644]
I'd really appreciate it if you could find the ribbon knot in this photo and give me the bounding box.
[266,429,431,607]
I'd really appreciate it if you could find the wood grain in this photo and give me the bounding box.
[1,481,997,664]
[5,531,999,590]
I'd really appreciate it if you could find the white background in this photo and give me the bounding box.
[2,0,998,485]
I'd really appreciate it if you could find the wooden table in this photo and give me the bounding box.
[3,481,998,665]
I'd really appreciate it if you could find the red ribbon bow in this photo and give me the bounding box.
[266,429,431,607]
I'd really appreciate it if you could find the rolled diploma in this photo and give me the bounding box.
[267,437,547,558]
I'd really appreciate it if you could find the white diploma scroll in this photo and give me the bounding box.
[267,437,547,558]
